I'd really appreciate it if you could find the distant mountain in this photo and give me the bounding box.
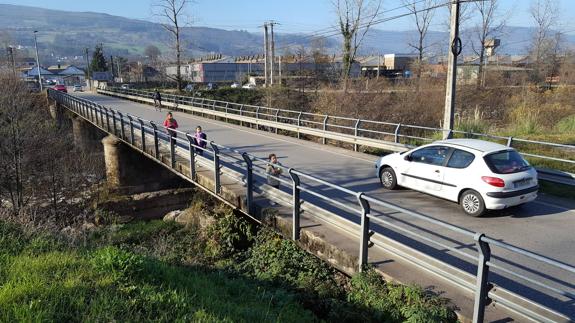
[1,4,573,61]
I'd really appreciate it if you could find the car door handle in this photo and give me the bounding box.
[434,170,440,173]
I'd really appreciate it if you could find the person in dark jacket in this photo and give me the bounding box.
[153,89,162,111]
[193,126,207,156]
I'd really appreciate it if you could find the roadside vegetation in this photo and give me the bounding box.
[0,191,458,322]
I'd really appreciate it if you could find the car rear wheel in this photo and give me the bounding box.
[379,167,397,190]
[460,189,486,217]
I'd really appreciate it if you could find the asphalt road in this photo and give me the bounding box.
[75,91,575,318]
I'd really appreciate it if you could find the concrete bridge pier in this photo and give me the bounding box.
[102,135,187,194]
[72,116,107,152]
[48,101,64,127]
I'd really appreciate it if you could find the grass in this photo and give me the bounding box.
[0,202,458,323]
[539,181,575,200]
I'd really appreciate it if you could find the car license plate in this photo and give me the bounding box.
[513,178,532,188]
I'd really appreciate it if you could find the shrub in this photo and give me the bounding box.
[92,246,145,281]
[347,270,458,323]
[555,115,575,133]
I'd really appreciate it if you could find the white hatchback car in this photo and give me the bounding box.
[375,139,538,217]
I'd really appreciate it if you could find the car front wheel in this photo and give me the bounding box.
[460,189,486,217]
[379,167,397,190]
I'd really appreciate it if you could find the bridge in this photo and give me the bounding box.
[47,88,575,322]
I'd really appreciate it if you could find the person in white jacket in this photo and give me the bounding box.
[266,153,283,189]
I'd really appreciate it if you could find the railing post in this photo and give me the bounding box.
[255,107,261,130]
[275,109,280,134]
[507,136,513,147]
[212,100,217,120]
[239,104,244,127]
[118,112,125,139]
[186,133,196,181]
[354,119,361,152]
[210,142,221,194]
[394,123,402,143]
[170,131,176,168]
[473,233,492,323]
[127,115,135,145]
[111,110,118,135]
[242,152,254,214]
[138,118,146,151]
[357,193,372,272]
[297,112,302,139]
[288,168,301,240]
[104,107,111,131]
[150,121,159,159]
[225,102,229,123]
[322,115,328,145]
[89,103,95,122]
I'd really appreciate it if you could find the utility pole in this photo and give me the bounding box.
[442,0,461,139]
[268,21,279,86]
[377,54,380,80]
[263,23,269,87]
[85,48,91,90]
[33,30,43,91]
[110,55,115,79]
[279,55,282,85]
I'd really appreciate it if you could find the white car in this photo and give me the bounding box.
[242,83,256,89]
[73,85,83,92]
[230,82,239,88]
[375,139,538,217]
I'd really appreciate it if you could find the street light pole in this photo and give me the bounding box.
[33,30,43,91]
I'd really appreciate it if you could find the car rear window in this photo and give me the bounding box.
[483,150,531,174]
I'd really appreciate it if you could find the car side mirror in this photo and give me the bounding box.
[404,155,412,162]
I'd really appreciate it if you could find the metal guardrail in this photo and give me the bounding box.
[103,87,575,174]
[50,89,574,322]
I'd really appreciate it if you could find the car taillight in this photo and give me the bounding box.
[482,176,505,187]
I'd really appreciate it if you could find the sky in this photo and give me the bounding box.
[2,0,575,34]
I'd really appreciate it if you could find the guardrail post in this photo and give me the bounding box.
[118,112,125,139]
[242,152,254,214]
[239,104,244,127]
[297,112,302,139]
[357,192,372,272]
[354,119,361,152]
[255,107,261,130]
[186,133,196,180]
[170,131,176,168]
[212,101,217,120]
[394,124,402,143]
[288,169,301,240]
[473,233,492,323]
[150,122,159,158]
[506,136,513,147]
[127,115,135,145]
[225,102,229,123]
[322,115,328,144]
[138,118,146,151]
[210,142,221,194]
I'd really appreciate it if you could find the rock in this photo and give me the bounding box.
[81,222,96,231]
[163,210,182,222]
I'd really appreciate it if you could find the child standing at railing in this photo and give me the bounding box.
[266,153,283,189]
[163,112,179,144]
[193,126,207,156]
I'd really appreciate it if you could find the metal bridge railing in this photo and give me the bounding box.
[103,87,575,175]
[50,89,574,322]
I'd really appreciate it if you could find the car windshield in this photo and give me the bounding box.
[484,150,531,174]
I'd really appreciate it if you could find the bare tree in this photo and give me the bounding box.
[334,0,382,88]
[529,0,559,81]
[471,0,506,87]
[404,0,439,82]
[153,0,190,91]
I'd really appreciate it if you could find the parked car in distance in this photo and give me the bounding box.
[120,84,131,90]
[242,83,256,89]
[53,84,67,93]
[375,139,538,217]
[230,82,239,88]
[73,84,83,92]
[207,83,218,90]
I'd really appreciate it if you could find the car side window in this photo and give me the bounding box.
[410,146,449,166]
[446,149,475,169]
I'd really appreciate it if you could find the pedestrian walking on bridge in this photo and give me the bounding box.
[154,89,162,111]
[163,112,179,144]
[193,126,207,156]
